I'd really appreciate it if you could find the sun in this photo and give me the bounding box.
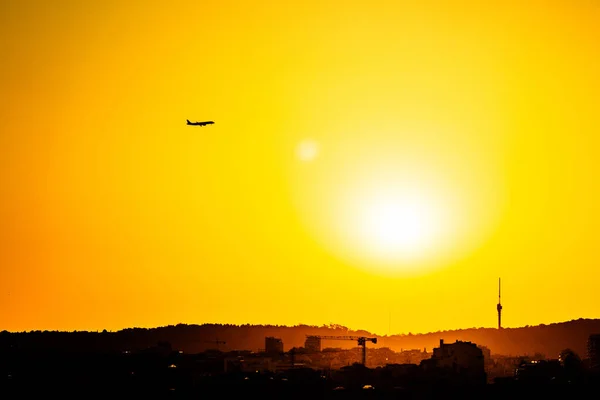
[363,196,435,255]
[356,189,443,262]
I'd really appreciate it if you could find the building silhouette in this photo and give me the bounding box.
[265,337,283,354]
[305,335,321,352]
[422,339,486,384]
[431,340,485,371]
[515,359,562,382]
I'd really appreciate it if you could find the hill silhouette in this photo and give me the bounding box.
[2,319,598,358]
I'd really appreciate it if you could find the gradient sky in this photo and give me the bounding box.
[1,0,599,334]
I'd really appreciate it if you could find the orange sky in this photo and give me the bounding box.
[1,0,599,334]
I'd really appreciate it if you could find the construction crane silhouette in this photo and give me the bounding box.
[306,335,377,366]
[204,338,226,351]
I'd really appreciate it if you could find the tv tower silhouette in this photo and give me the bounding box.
[497,278,503,329]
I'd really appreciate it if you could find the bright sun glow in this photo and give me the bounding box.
[361,194,438,259]
[348,186,446,266]
[290,125,506,277]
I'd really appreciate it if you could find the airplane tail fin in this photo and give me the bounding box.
[187,119,191,124]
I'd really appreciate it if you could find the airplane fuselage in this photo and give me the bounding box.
[187,119,214,126]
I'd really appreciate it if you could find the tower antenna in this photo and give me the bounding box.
[497,278,503,329]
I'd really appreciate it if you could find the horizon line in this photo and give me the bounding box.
[3,317,596,335]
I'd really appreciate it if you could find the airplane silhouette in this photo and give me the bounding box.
[187,119,214,126]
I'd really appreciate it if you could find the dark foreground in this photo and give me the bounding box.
[3,370,599,399]
[2,381,598,399]
[2,349,599,398]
